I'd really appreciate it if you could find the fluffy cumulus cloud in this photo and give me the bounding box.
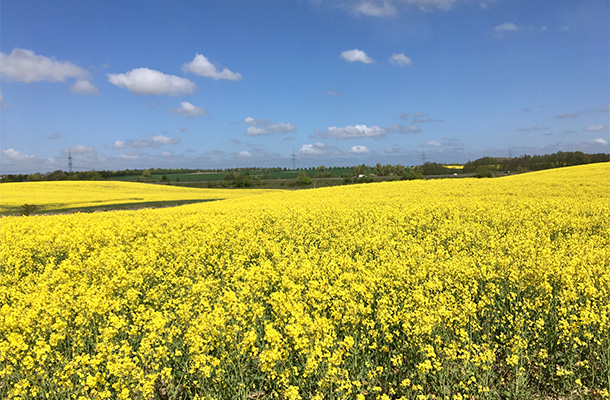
[298,142,337,156]
[0,48,89,83]
[2,148,36,161]
[389,53,412,66]
[113,140,126,149]
[238,150,252,157]
[70,79,99,95]
[244,117,296,136]
[594,137,608,146]
[107,68,196,96]
[349,145,370,154]
[320,124,388,139]
[341,49,374,64]
[182,54,242,81]
[354,1,397,17]
[424,140,442,147]
[169,101,207,117]
[149,134,179,145]
[584,125,605,132]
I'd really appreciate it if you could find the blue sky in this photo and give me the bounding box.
[1,0,608,173]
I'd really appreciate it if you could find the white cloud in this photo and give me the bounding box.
[355,1,397,17]
[516,126,550,132]
[245,117,296,136]
[151,134,178,144]
[494,22,519,33]
[182,54,242,81]
[120,134,180,149]
[169,101,207,117]
[341,49,374,64]
[118,152,140,160]
[556,113,579,119]
[594,137,608,145]
[404,0,456,12]
[389,53,412,66]
[584,125,605,132]
[107,68,196,96]
[64,145,99,158]
[2,148,36,161]
[160,151,173,157]
[349,145,370,154]
[238,150,252,157]
[424,140,442,147]
[0,48,88,83]
[389,124,421,133]
[70,79,99,95]
[320,124,387,139]
[298,142,330,156]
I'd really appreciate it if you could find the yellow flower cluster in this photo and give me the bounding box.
[0,180,277,214]
[1,163,609,399]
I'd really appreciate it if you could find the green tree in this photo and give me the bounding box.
[233,172,252,187]
[353,164,370,177]
[295,171,312,186]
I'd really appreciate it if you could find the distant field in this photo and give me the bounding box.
[108,167,355,182]
[0,181,279,215]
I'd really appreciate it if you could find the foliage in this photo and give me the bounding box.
[420,162,454,176]
[402,169,423,180]
[18,203,37,216]
[352,164,370,177]
[1,163,608,399]
[463,151,610,173]
[475,165,495,178]
[295,171,312,186]
[232,172,253,188]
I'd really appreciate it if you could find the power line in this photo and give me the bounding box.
[291,150,297,170]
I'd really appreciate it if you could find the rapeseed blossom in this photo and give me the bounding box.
[0,180,277,214]
[0,163,609,399]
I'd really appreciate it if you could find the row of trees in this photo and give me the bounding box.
[463,151,610,174]
[3,151,608,183]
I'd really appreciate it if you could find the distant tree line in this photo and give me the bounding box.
[2,151,607,183]
[463,151,610,175]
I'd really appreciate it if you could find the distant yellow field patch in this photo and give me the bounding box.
[444,164,463,169]
[0,180,279,214]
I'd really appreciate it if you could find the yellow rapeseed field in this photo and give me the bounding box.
[1,163,609,399]
[0,181,278,215]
